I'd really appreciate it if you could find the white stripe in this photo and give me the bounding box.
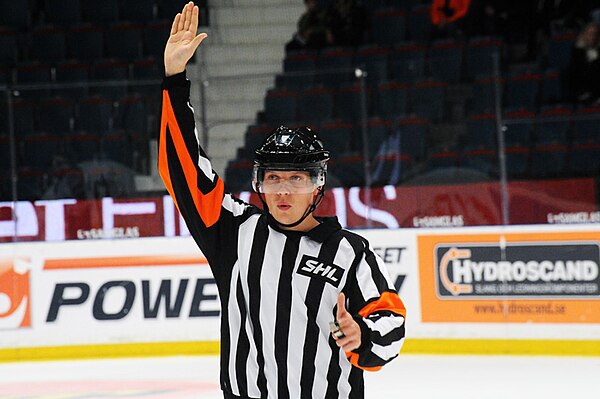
[286,237,316,399]
[336,348,353,398]
[223,193,248,217]
[371,337,404,361]
[238,216,261,397]
[355,252,380,302]
[363,315,405,337]
[197,154,215,181]
[227,263,241,395]
[370,244,395,289]
[260,227,286,399]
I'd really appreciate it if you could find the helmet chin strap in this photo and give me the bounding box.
[257,187,325,229]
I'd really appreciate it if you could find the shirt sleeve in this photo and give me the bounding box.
[344,240,406,372]
[158,71,258,267]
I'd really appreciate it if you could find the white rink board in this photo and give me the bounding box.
[1,224,600,350]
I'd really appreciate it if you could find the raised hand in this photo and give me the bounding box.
[164,1,208,77]
[332,292,362,352]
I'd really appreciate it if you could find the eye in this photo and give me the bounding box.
[290,175,303,181]
[266,174,279,181]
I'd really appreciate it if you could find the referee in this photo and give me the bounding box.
[159,3,406,399]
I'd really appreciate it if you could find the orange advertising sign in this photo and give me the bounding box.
[0,258,31,329]
[418,231,600,323]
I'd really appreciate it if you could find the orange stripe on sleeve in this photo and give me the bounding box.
[347,353,382,372]
[159,90,180,212]
[358,291,406,319]
[160,90,225,228]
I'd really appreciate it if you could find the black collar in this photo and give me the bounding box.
[266,214,341,243]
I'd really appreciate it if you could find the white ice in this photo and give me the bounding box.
[0,354,598,398]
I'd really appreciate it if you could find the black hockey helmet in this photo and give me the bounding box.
[252,126,330,193]
[252,126,330,228]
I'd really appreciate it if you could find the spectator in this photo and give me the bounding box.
[286,0,330,52]
[325,0,368,47]
[566,22,600,104]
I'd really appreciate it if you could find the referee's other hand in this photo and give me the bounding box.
[165,1,208,77]
[333,293,361,352]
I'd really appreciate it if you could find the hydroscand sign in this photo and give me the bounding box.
[434,243,600,299]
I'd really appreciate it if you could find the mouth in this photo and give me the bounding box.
[277,203,291,211]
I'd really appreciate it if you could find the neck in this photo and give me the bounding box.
[280,214,320,232]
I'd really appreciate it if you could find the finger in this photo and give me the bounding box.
[171,13,181,35]
[336,292,346,320]
[183,3,192,31]
[190,5,199,34]
[191,32,208,50]
[177,6,187,32]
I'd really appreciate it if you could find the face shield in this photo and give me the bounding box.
[252,164,326,194]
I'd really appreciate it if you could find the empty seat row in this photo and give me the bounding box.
[0,94,158,136]
[0,21,171,66]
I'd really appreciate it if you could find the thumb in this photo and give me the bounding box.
[191,32,208,50]
[336,292,347,319]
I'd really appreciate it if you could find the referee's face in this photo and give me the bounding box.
[263,170,319,229]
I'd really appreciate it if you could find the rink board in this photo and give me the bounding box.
[1,224,599,361]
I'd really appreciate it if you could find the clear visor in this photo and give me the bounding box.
[252,166,326,194]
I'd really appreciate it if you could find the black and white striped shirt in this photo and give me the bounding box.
[159,72,406,399]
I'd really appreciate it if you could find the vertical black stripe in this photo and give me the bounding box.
[219,277,232,393]
[348,366,364,399]
[275,235,301,399]
[235,277,250,397]
[247,217,269,396]
[300,234,344,398]
[363,241,390,293]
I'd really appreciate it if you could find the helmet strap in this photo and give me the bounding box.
[257,187,325,229]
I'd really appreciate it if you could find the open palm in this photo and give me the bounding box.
[164,1,207,76]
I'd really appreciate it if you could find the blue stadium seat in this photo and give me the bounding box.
[428,39,464,83]
[144,20,172,59]
[389,43,426,83]
[468,76,499,115]
[371,8,407,46]
[354,45,389,85]
[465,36,503,80]
[535,106,572,145]
[319,120,353,157]
[14,62,53,99]
[408,5,432,43]
[76,95,114,135]
[459,148,497,176]
[411,80,446,121]
[568,142,600,177]
[101,130,132,167]
[131,57,162,94]
[395,116,428,160]
[22,132,62,169]
[64,131,101,163]
[365,118,392,158]
[571,107,600,144]
[224,159,253,192]
[530,143,567,178]
[540,70,563,104]
[46,0,82,26]
[11,99,36,137]
[106,22,144,61]
[505,73,541,110]
[297,87,334,124]
[54,61,90,99]
[0,0,31,30]
[29,26,67,63]
[282,51,317,90]
[116,95,149,134]
[67,23,104,61]
[91,60,130,99]
[547,33,576,70]
[35,97,75,134]
[121,0,157,22]
[424,148,459,170]
[505,145,529,179]
[371,152,412,186]
[336,83,369,121]
[330,152,365,187]
[374,81,408,118]
[315,48,354,87]
[465,113,496,149]
[264,89,297,124]
[0,28,18,66]
[502,110,534,147]
[81,0,119,24]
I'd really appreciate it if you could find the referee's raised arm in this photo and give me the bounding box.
[164,2,207,77]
